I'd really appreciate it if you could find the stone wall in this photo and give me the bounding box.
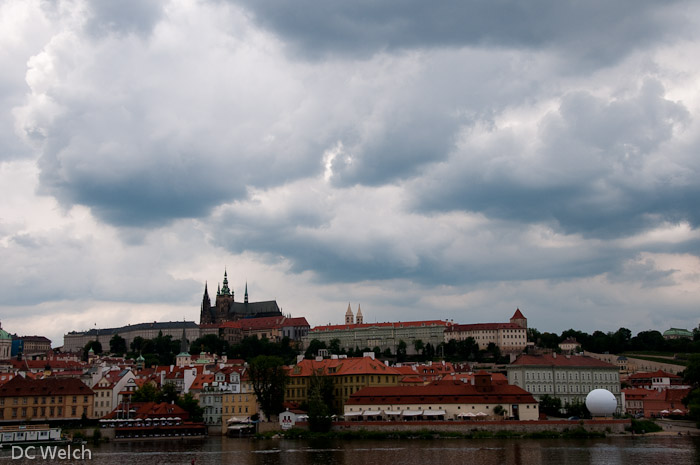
[329,419,629,434]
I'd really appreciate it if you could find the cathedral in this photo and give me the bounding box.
[199,270,283,325]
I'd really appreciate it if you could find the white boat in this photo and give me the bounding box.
[0,425,68,448]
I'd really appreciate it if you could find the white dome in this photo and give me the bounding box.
[585,389,617,416]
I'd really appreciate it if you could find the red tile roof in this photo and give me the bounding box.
[511,308,526,320]
[347,379,536,406]
[446,322,522,332]
[0,376,93,397]
[289,357,400,377]
[283,317,310,327]
[103,402,189,420]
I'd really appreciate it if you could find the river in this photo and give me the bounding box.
[1,436,699,464]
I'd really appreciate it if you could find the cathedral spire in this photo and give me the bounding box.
[221,269,231,296]
[179,322,189,355]
[244,282,249,304]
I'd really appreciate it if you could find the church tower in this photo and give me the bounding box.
[355,304,363,324]
[345,303,354,325]
[199,282,212,324]
[510,308,527,329]
[215,269,234,322]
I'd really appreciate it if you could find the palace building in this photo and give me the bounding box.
[199,270,282,325]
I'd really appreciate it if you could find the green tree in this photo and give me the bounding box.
[372,346,382,358]
[189,334,229,355]
[130,336,145,353]
[177,392,204,422]
[159,382,179,404]
[565,398,589,418]
[109,334,127,355]
[248,355,288,421]
[82,340,102,361]
[328,338,341,355]
[382,347,392,358]
[413,339,424,355]
[307,373,334,432]
[132,383,160,402]
[304,339,327,359]
[396,340,407,362]
[539,395,562,417]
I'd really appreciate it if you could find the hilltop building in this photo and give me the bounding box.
[443,309,528,353]
[303,307,449,355]
[63,321,199,353]
[199,271,283,324]
[663,328,693,340]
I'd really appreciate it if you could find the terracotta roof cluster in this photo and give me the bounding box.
[103,402,189,420]
[311,320,449,332]
[289,357,400,377]
[628,370,682,380]
[0,376,93,397]
[510,354,616,368]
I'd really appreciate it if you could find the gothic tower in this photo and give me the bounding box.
[215,269,234,321]
[345,303,354,325]
[355,304,363,324]
[199,282,212,324]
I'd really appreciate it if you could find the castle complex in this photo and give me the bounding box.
[199,270,283,325]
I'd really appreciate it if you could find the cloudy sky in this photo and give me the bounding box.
[2,0,700,348]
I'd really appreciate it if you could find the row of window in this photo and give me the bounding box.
[0,406,83,419]
[0,396,89,405]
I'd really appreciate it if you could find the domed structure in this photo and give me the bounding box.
[0,322,11,360]
[585,389,617,416]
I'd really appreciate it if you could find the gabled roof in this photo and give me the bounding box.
[628,370,682,380]
[0,376,93,397]
[446,323,522,332]
[283,317,310,327]
[347,379,536,406]
[288,357,400,377]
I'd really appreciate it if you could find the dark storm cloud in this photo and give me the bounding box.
[210,201,629,287]
[232,0,692,65]
[413,79,697,239]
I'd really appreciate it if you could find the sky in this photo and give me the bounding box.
[1,0,700,348]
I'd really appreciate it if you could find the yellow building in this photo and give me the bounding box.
[0,377,94,422]
[221,374,259,434]
[286,356,400,413]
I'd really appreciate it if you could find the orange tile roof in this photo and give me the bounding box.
[511,308,526,320]
[347,379,536,405]
[189,374,216,391]
[446,322,522,332]
[289,357,400,377]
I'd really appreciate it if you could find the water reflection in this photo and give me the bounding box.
[0,436,698,465]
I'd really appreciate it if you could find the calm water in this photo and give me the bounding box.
[1,436,699,465]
